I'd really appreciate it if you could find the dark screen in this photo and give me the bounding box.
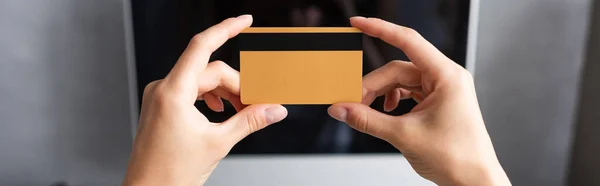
[131,0,470,154]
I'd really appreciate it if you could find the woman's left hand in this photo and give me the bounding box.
[122,15,288,186]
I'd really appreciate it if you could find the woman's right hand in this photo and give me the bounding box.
[328,17,511,186]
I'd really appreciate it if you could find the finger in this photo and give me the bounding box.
[220,104,288,142]
[210,88,245,112]
[165,15,252,92]
[196,61,240,96]
[350,16,449,73]
[411,92,424,103]
[384,89,401,112]
[195,60,244,111]
[203,93,224,112]
[362,61,422,105]
[199,88,244,112]
[328,102,399,141]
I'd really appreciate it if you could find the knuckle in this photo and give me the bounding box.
[386,60,406,70]
[366,18,386,36]
[351,111,370,133]
[437,67,474,89]
[222,27,233,38]
[151,83,171,104]
[142,80,161,96]
[141,80,187,108]
[190,33,211,50]
[398,27,421,48]
[190,33,205,46]
[209,60,229,71]
[207,61,232,83]
[245,113,266,134]
[380,61,404,75]
[403,27,421,38]
[363,86,374,97]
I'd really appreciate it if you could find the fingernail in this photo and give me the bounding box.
[265,105,287,124]
[237,14,253,20]
[350,16,366,21]
[328,106,348,122]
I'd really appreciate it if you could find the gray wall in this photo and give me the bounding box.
[0,0,134,185]
[0,0,594,186]
[569,0,600,185]
[475,0,590,186]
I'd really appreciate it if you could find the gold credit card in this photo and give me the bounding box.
[238,27,363,104]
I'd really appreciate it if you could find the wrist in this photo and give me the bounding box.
[123,161,216,186]
[122,139,220,186]
[447,161,511,186]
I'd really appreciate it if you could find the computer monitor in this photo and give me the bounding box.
[127,0,478,185]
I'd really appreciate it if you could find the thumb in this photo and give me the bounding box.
[221,104,288,142]
[328,103,397,141]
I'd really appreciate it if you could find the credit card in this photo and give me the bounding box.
[238,27,363,104]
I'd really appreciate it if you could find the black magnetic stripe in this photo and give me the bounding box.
[238,33,362,51]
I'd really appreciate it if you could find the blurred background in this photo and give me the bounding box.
[1,0,599,185]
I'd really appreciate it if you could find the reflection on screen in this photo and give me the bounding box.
[131,0,470,154]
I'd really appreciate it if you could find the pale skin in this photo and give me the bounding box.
[123,15,511,186]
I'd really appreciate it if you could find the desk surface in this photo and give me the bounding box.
[206,154,434,186]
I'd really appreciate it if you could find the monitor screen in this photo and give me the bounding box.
[131,0,471,154]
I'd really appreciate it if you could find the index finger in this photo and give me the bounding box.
[168,15,253,82]
[362,61,422,105]
[350,17,450,73]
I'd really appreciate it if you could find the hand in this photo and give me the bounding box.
[328,17,511,186]
[122,15,288,186]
